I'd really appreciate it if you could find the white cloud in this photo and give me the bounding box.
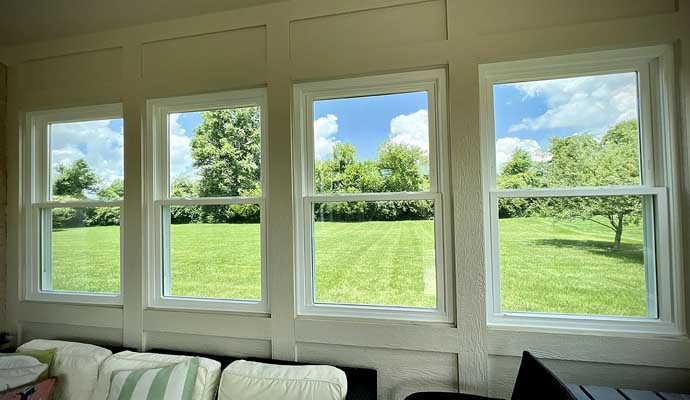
[495,136,551,170]
[389,109,429,153]
[314,114,340,160]
[507,73,638,135]
[50,119,124,187]
[168,113,196,181]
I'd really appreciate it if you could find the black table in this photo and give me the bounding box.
[567,384,690,400]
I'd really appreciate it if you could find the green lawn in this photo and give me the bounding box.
[51,217,647,316]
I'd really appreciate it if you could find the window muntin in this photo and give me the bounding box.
[481,46,681,333]
[27,104,124,303]
[295,70,451,321]
[148,89,267,312]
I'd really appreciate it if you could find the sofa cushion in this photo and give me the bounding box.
[94,351,220,400]
[18,339,112,400]
[107,357,199,400]
[0,348,57,381]
[0,355,48,391]
[218,360,347,400]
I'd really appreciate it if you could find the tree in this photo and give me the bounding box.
[87,179,124,226]
[376,142,427,192]
[53,158,99,199]
[497,149,546,218]
[191,108,261,198]
[97,179,124,200]
[544,120,642,249]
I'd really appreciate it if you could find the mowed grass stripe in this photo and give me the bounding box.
[50,218,647,315]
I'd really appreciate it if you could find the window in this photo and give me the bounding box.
[480,46,683,333]
[25,104,124,303]
[293,70,452,321]
[147,89,267,312]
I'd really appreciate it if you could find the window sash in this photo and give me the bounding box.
[146,89,268,313]
[479,45,683,335]
[293,69,452,322]
[25,104,124,304]
[487,190,662,319]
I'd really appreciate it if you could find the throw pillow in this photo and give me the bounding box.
[107,357,199,400]
[0,349,56,380]
[0,355,49,391]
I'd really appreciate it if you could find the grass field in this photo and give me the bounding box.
[50,217,647,316]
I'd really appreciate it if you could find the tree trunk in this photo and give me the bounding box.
[613,214,624,250]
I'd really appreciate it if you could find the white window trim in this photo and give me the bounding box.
[292,69,454,323]
[145,89,269,313]
[23,103,124,305]
[479,45,685,336]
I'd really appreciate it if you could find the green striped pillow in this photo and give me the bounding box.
[107,357,199,400]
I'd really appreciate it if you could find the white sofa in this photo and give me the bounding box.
[16,339,349,400]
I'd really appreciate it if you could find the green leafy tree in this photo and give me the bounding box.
[53,158,99,199]
[190,107,261,222]
[544,120,642,249]
[377,142,427,192]
[170,177,201,224]
[497,149,546,218]
[97,179,124,200]
[191,107,261,198]
[52,159,99,228]
[86,179,124,226]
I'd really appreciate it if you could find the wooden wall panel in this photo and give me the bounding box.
[19,322,124,347]
[297,342,458,400]
[142,26,267,96]
[144,331,272,359]
[473,0,677,34]
[19,48,122,98]
[290,0,447,59]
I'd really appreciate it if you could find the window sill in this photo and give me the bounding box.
[147,296,269,315]
[299,303,453,325]
[488,312,683,338]
[24,291,123,307]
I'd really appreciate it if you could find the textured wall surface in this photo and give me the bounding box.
[0,63,6,331]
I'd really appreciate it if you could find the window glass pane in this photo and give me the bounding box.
[166,204,262,301]
[493,72,642,188]
[169,107,262,198]
[313,200,436,308]
[49,119,124,200]
[46,207,120,294]
[498,195,652,317]
[313,92,430,194]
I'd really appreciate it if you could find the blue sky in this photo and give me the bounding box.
[50,118,124,192]
[313,91,429,161]
[48,72,640,188]
[492,72,639,171]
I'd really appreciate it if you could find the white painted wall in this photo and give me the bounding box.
[1,1,690,399]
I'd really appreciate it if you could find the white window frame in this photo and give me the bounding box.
[293,69,454,323]
[145,89,269,313]
[479,45,685,335]
[23,104,124,305]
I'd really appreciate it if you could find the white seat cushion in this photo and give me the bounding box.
[0,355,48,391]
[18,339,112,400]
[93,351,220,400]
[218,360,347,400]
